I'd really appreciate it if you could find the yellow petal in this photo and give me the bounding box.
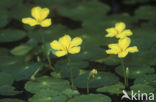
[115,22,126,33]
[40,19,51,27]
[22,18,38,26]
[59,35,71,49]
[70,37,82,48]
[106,49,119,54]
[50,40,64,50]
[40,8,50,20]
[117,29,133,38]
[122,29,133,36]
[108,44,119,49]
[127,46,138,53]
[55,51,67,57]
[31,6,41,20]
[118,37,131,50]
[118,51,128,58]
[105,28,117,37]
[68,46,81,54]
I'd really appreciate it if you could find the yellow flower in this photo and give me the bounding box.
[22,6,51,27]
[106,37,138,58]
[50,35,82,57]
[105,22,132,39]
[90,69,98,78]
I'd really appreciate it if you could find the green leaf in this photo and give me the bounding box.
[0,72,20,95]
[10,45,33,56]
[134,74,156,86]
[115,65,155,79]
[130,84,155,94]
[55,59,88,78]
[68,94,111,102]
[0,29,26,43]
[135,6,156,20]
[74,72,119,88]
[28,24,69,43]
[29,89,67,102]
[25,76,70,94]
[96,82,125,94]
[1,59,42,81]
[0,98,26,102]
[0,9,8,28]
[62,89,80,98]
[57,1,110,21]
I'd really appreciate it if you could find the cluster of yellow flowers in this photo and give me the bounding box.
[105,22,138,58]
[22,6,83,58]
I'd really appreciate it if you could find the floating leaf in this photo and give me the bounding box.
[10,45,33,56]
[29,89,67,102]
[135,6,156,20]
[130,84,155,94]
[68,94,111,102]
[25,76,70,94]
[0,29,26,43]
[0,72,20,95]
[0,98,26,102]
[58,1,110,21]
[115,65,155,79]
[74,72,119,88]
[96,82,125,94]
[55,59,88,78]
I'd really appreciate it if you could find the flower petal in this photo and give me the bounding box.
[115,22,126,33]
[122,29,133,36]
[59,35,71,49]
[118,51,128,58]
[118,37,131,50]
[70,37,82,48]
[31,6,41,20]
[55,51,67,57]
[40,8,50,20]
[68,46,81,54]
[105,28,117,37]
[40,18,51,27]
[50,40,64,50]
[106,49,119,54]
[127,46,138,53]
[22,18,38,26]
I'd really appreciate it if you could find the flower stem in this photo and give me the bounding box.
[67,55,74,89]
[121,59,127,88]
[87,74,91,94]
[41,33,54,71]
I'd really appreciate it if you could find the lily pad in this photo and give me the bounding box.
[10,45,33,56]
[115,65,155,79]
[135,6,156,20]
[0,9,8,28]
[130,84,155,94]
[68,94,111,102]
[96,82,125,94]
[55,59,88,78]
[57,1,110,21]
[0,72,20,95]
[25,76,70,94]
[29,89,67,102]
[0,99,26,102]
[134,74,156,86]
[74,72,119,88]
[0,29,26,43]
